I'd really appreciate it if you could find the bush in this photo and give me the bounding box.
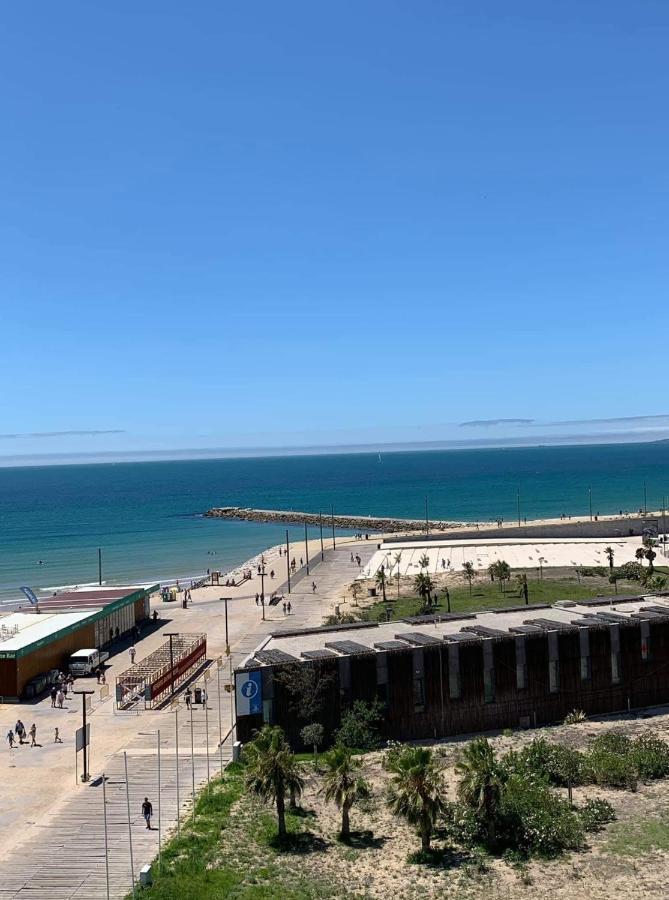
[587,733,637,790]
[499,775,586,857]
[502,739,588,788]
[616,561,644,581]
[335,698,385,751]
[631,734,669,781]
[564,709,587,725]
[578,798,616,833]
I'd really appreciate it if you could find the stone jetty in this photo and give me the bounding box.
[204,506,456,533]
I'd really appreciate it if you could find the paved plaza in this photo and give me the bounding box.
[0,538,375,899]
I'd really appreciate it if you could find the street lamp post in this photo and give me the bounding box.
[331,504,336,549]
[165,633,179,695]
[259,569,267,620]
[285,530,291,594]
[304,522,310,576]
[517,488,521,527]
[216,660,223,774]
[74,690,94,782]
[425,495,429,536]
[319,512,324,561]
[220,598,232,656]
[588,486,593,522]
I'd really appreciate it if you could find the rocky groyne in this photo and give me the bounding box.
[204,506,457,533]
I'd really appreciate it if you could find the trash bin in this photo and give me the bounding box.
[194,687,202,705]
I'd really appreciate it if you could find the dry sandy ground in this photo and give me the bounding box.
[270,709,669,899]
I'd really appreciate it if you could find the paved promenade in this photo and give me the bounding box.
[0,539,375,899]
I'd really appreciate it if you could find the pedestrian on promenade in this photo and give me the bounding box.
[300,557,303,567]
[312,581,317,593]
[142,797,153,829]
[279,546,282,556]
[350,553,354,563]
[255,593,259,605]
[100,670,106,685]
[62,681,68,701]
[54,728,62,743]
[129,646,136,665]
[201,688,207,707]
[15,720,25,744]
[50,686,57,707]
[287,601,292,614]
[95,668,101,684]
[185,688,192,710]
[29,724,37,747]
[270,570,274,579]
[7,729,15,749]
[282,602,286,615]
[57,689,64,708]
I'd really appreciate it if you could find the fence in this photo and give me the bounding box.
[115,634,206,710]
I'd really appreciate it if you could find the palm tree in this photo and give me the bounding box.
[394,552,403,598]
[386,746,446,853]
[244,725,305,838]
[455,737,504,849]
[375,566,387,603]
[462,561,475,596]
[635,547,646,566]
[645,546,657,573]
[605,546,615,570]
[418,553,430,571]
[496,560,511,593]
[322,746,371,840]
[413,572,434,607]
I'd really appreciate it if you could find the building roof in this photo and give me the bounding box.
[0,611,96,655]
[33,585,158,614]
[243,595,669,668]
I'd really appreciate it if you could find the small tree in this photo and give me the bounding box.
[300,723,325,766]
[322,746,371,840]
[413,571,434,607]
[496,560,511,594]
[375,566,387,603]
[244,725,305,838]
[336,698,385,751]
[394,551,403,598]
[645,546,657,573]
[274,664,334,724]
[456,737,505,849]
[386,745,446,853]
[516,572,529,604]
[605,546,615,570]
[462,561,476,596]
[418,553,430,571]
[635,547,646,565]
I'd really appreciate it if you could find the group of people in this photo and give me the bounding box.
[350,552,362,566]
[50,672,75,708]
[6,719,38,748]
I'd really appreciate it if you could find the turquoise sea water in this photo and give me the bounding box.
[1,442,669,602]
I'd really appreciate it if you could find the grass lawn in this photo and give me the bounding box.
[605,813,669,857]
[135,762,343,900]
[361,570,649,622]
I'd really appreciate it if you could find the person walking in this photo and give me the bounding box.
[29,723,37,747]
[15,720,25,745]
[311,581,317,593]
[7,729,15,749]
[50,685,57,707]
[54,727,62,743]
[62,681,68,701]
[282,602,286,615]
[287,601,292,614]
[201,687,207,707]
[141,797,153,829]
[185,688,192,710]
[95,667,101,684]
[57,688,64,708]
[129,646,136,665]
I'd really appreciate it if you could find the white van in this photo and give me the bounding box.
[68,648,110,676]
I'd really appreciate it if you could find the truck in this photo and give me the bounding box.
[68,648,110,676]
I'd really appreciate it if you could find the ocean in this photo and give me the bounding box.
[1,442,669,602]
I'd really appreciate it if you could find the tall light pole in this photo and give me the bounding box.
[331,504,336,549]
[425,495,429,536]
[174,705,180,838]
[319,512,324,561]
[74,689,94,782]
[285,530,291,594]
[216,659,223,774]
[517,488,521,527]
[189,699,196,820]
[588,486,593,522]
[98,548,102,586]
[165,633,179,695]
[643,480,648,515]
[157,729,162,872]
[123,751,136,898]
[102,773,110,900]
[221,597,231,656]
[304,522,310,576]
[259,569,267,620]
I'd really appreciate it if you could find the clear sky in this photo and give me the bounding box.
[2,2,668,460]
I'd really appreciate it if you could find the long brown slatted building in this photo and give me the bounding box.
[0,585,157,700]
[235,594,669,747]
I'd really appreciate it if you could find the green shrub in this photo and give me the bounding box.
[499,775,586,857]
[617,561,644,581]
[564,709,587,725]
[631,734,669,781]
[587,733,637,790]
[578,798,616,833]
[502,739,588,788]
[335,698,385,751]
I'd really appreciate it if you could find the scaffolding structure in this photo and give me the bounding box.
[115,633,206,709]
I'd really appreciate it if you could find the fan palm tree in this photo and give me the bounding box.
[244,725,305,838]
[386,746,446,853]
[635,547,646,566]
[604,546,615,570]
[455,737,505,849]
[418,553,430,571]
[394,552,403,598]
[322,746,371,840]
[413,572,434,607]
[462,561,475,596]
[645,546,657,573]
[375,566,387,603]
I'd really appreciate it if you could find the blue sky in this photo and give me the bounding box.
[2,2,668,460]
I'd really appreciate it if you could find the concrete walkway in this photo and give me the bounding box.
[0,539,375,899]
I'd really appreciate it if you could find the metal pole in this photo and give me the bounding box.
[98,548,102,586]
[319,512,324,561]
[304,522,309,576]
[517,489,521,527]
[229,656,235,732]
[157,729,162,872]
[102,773,111,900]
[175,706,180,838]
[166,633,179,695]
[204,688,210,792]
[286,530,291,593]
[217,663,223,774]
[664,497,667,556]
[224,598,230,656]
[74,690,94,782]
[425,495,429,536]
[644,480,647,515]
[260,569,266,620]
[589,486,593,521]
[331,504,336,549]
[123,751,136,898]
[190,700,196,820]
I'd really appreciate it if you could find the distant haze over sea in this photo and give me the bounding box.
[2,441,669,603]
